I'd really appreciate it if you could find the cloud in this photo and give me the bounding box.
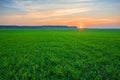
[0,0,120,26]
[1,7,91,20]
[0,0,93,17]
[0,0,94,12]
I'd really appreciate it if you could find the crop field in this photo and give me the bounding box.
[0,29,120,80]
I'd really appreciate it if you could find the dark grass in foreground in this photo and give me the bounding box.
[0,29,120,80]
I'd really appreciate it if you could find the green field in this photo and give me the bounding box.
[0,29,120,80]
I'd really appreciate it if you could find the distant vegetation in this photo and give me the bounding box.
[0,29,120,80]
[0,25,77,29]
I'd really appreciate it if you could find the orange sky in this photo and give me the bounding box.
[1,14,119,27]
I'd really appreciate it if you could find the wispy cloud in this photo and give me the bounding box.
[0,0,120,26]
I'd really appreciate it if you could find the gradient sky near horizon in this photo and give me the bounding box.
[0,0,120,27]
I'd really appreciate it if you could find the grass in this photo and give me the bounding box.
[0,29,120,80]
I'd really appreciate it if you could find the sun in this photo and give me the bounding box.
[79,26,83,29]
[77,24,84,30]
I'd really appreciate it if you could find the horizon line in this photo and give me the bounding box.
[0,25,120,29]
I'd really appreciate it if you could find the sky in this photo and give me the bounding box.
[0,0,120,28]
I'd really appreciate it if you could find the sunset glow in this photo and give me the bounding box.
[78,26,82,29]
[0,0,120,27]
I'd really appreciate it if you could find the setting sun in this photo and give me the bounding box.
[77,24,84,30]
